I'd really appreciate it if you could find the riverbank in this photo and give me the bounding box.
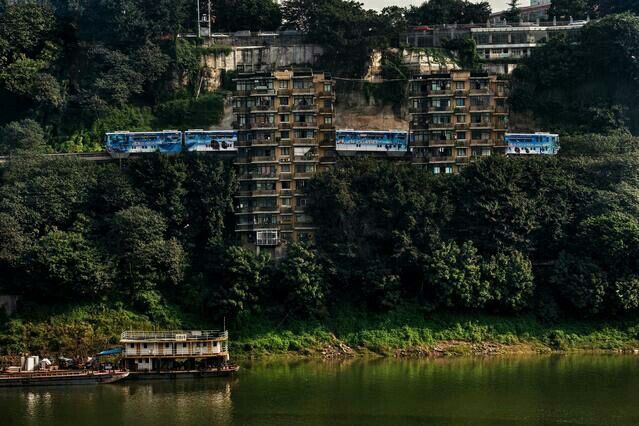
[231,309,639,359]
[2,305,639,358]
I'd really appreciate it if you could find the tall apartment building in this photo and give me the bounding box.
[233,69,336,256]
[409,70,509,174]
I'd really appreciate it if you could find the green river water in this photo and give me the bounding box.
[2,355,639,425]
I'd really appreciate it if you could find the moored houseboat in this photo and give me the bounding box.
[120,330,239,380]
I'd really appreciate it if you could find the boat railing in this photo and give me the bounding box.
[121,330,228,342]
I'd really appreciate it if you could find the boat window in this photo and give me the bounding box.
[129,344,134,348]
[143,343,147,349]
[183,343,187,348]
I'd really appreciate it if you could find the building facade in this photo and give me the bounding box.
[233,69,336,255]
[409,70,509,174]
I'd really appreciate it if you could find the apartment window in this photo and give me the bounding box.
[281,181,291,189]
[279,97,289,106]
[456,114,466,123]
[457,132,466,140]
[165,343,170,348]
[279,80,289,89]
[129,344,134,349]
[143,344,147,349]
[281,131,290,140]
[296,180,307,190]
[445,166,453,174]
[433,166,441,174]
[280,114,290,123]
[323,83,332,92]
[182,343,187,348]
[457,148,467,157]
[281,164,290,173]
[324,100,333,108]
[281,147,290,155]
[324,116,332,125]
[455,81,465,90]
[281,198,291,207]
[455,98,465,107]
[298,198,309,207]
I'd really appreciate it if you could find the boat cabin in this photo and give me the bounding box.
[120,330,229,372]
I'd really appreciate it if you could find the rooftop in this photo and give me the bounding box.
[120,330,228,342]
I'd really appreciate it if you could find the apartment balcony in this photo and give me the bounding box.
[456,157,471,164]
[469,105,492,112]
[249,88,276,96]
[455,123,469,130]
[292,138,318,145]
[409,107,428,114]
[293,172,316,179]
[428,140,455,147]
[235,189,278,197]
[495,106,509,114]
[293,88,315,95]
[454,106,469,113]
[456,139,469,147]
[249,155,278,163]
[428,106,454,113]
[429,156,456,164]
[469,87,491,95]
[470,139,493,146]
[319,123,334,130]
[429,123,454,130]
[319,91,334,97]
[235,223,281,232]
[244,139,278,147]
[233,106,249,113]
[293,155,318,162]
[470,121,493,129]
[293,121,318,129]
[279,105,292,113]
[279,122,292,130]
[427,90,453,97]
[319,107,334,114]
[292,104,317,112]
[251,105,276,112]
[236,206,279,214]
[239,172,277,180]
[256,236,280,247]
[277,89,293,96]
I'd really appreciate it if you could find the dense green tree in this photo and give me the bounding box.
[502,0,522,23]
[282,0,383,76]
[426,241,490,310]
[213,0,282,31]
[482,250,534,312]
[551,252,608,315]
[274,243,326,318]
[32,228,113,298]
[109,206,186,302]
[212,246,270,318]
[406,0,491,25]
[549,0,598,20]
[0,119,50,154]
[512,14,639,134]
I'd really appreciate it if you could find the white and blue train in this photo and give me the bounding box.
[105,130,237,156]
[505,132,559,155]
[336,130,409,153]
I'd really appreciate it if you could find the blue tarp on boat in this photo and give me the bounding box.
[96,348,123,357]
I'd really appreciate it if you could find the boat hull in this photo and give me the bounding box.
[0,371,129,388]
[126,366,239,381]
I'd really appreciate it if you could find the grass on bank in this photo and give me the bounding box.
[2,304,639,357]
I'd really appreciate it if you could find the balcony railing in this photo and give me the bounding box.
[293,121,317,128]
[121,330,227,342]
[429,156,455,163]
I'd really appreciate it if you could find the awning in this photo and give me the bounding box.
[96,347,124,357]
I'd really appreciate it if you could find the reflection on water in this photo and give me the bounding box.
[2,355,639,425]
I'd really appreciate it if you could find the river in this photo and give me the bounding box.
[2,355,639,425]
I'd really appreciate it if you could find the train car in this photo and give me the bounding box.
[336,130,409,153]
[184,130,237,152]
[105,131,183,154]
[506,132,559,155]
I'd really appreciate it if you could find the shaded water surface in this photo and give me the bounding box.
[2,355,639,425]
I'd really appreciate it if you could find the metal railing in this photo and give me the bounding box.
[121,330,228,341]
